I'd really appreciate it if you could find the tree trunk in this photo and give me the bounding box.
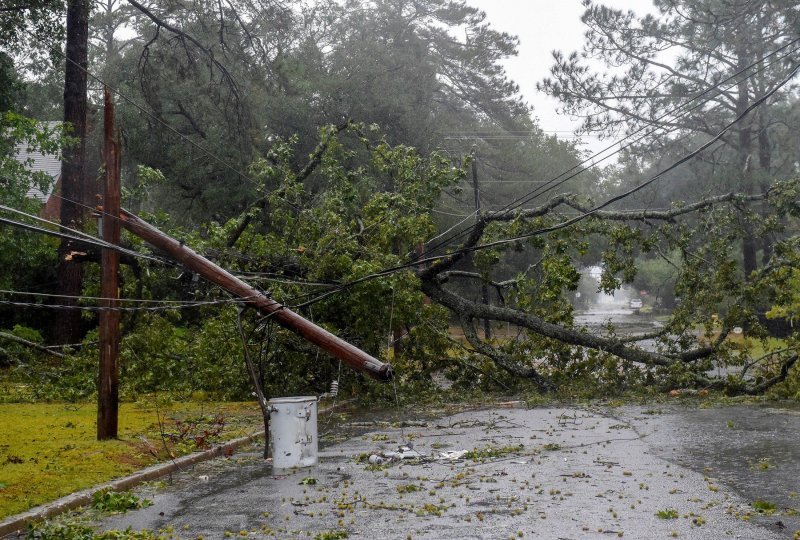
[54,0,90,345]
[758,113,773,266]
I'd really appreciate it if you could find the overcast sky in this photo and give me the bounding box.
[467,0,657,150]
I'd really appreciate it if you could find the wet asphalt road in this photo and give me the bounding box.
[93,403,798,539]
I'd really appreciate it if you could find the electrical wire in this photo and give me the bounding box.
[471,60,800,251]
[0,297,255,313]
[280,57,800,312]
[508,45,799,211]
[0,204,172,265]
[421,38,800,259]
[0,214,170,266]
[0,289,255,305]
[13,16,798,320]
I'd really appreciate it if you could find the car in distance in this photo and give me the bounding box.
[629,298,643,310]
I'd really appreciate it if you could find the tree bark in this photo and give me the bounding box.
[733,46,758,278]
[54,0,90,346]
[758,111,774,266]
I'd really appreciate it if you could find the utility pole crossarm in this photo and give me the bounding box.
[118,209,393,382]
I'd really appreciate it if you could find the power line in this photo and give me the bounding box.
[422,38,800,258]
[0,298,252,313]
[14,14,797,319]
[0,204,172,265]
[0,214,166,265]
[447,59,800,253]
[508,45,800,211]
[167,53,800,316]
[281,57,800,312]
[432,208,474,217]
[0,289,254,305]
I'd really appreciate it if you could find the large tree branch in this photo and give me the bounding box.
[485,189,771,224]
[0,332,64,358]
[438,270,520,290]
[421,279,683,368]
[126,0,240,100]
[458,313,554,391]
[744,354,799,395]
[419,186,773,286]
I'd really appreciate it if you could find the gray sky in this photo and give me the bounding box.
[467,0,657,150]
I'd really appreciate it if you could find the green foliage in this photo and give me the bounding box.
[752,500,777,514]
[2,126,463,402]
[26,520,96,540]
[0,325,44,369]
[0,52,24,111]
[463,444,524,461]
[26,521,163,540]
[16,337,97,402]
[91,491,152,513]
[4,0,800,401]
[314,531,348,540]
[0,1,63,48]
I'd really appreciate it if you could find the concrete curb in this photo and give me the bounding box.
[0,430,265,538]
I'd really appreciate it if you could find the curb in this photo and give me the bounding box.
[0,430,265,538]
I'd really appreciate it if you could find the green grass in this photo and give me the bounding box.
[0,401,262,519]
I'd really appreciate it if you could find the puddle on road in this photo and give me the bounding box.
[625,403,800,535]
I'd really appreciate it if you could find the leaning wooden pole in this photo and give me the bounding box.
[98,87,121,440]
[118,210,393,381]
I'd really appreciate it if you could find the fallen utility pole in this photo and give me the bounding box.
[118,209,393,382]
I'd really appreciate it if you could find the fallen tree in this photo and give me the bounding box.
[414,179,800,394]
[180,125,796,397]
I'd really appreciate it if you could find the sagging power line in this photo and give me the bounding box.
[422,37,800,260]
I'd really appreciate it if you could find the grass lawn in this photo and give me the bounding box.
[0,400,263,519]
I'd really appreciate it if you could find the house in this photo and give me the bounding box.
[14,121,62,221]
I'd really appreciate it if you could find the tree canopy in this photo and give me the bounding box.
[1,0,800,401]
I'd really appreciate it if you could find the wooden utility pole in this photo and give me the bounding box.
[117,210,393,381]
[98,87,121,440]
[470,148,491,340]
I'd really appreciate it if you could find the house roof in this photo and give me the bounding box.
[14,121,62,203]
